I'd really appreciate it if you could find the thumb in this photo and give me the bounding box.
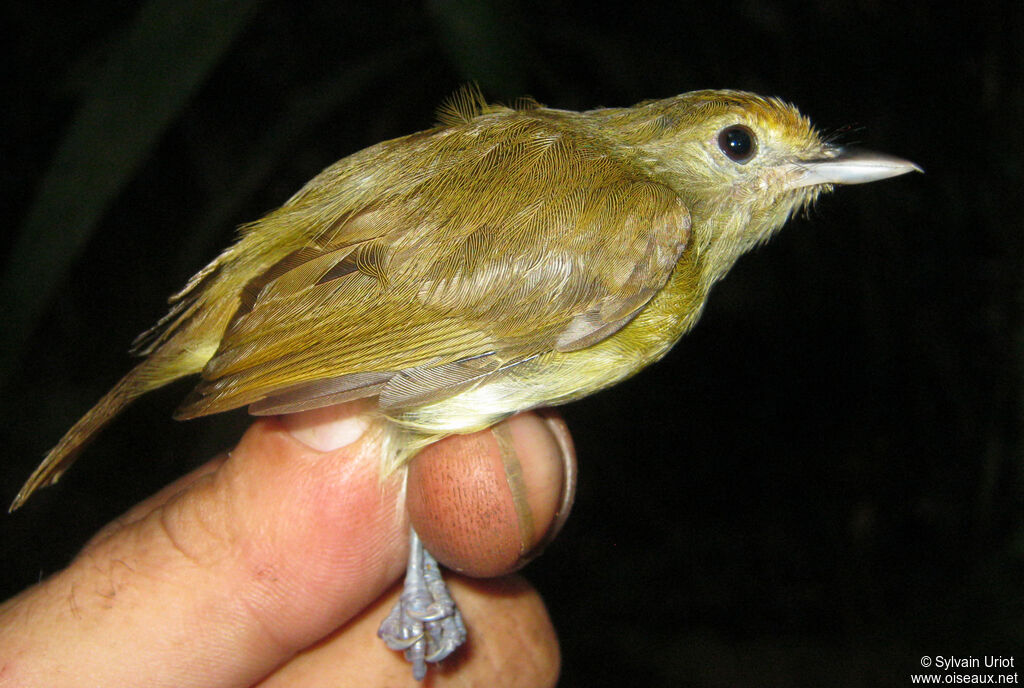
[0,402,570,687]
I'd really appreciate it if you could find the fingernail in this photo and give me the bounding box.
[282,404,371,452]
[540,411,577,546]
[491,421,535,557]
[508,411,577,568]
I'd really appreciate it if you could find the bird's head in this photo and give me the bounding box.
[614,90,921,282]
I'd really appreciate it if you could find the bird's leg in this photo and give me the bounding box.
[378,526,467,679]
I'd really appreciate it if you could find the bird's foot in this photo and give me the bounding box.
[378,527,466,680]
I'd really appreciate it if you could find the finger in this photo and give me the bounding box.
[0,401,404,688]
[0,404,573,687]
[406,410,577,577]
[84,452,230,549]
[256,575,560,687]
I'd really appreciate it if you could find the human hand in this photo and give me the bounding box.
[0,402,575,687]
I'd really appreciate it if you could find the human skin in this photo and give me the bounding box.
[0,402,573,687]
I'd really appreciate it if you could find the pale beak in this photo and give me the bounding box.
[791,147,923,188]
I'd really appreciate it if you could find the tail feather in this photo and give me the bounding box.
[10,359,191,511]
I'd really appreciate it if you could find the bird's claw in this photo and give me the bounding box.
[378,528,466,680]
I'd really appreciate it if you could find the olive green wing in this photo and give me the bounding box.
[176,112,691,419]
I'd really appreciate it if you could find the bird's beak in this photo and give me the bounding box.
[790,147,923,188]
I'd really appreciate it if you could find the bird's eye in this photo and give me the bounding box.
[717,125,757,164]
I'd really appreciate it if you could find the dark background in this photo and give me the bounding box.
[2,2,1021,686]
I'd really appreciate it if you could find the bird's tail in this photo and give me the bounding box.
[9,352,203,512]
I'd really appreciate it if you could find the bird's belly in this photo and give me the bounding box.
[388,334,673,435]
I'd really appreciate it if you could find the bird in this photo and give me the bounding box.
[11,86,920,679]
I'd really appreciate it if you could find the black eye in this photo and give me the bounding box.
[717,124,757,164]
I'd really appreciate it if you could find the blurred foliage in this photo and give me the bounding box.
[1,1,1021,686]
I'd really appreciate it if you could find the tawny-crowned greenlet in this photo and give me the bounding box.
[11,87,920,678]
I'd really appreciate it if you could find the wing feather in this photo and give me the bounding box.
[177,107,690,419]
